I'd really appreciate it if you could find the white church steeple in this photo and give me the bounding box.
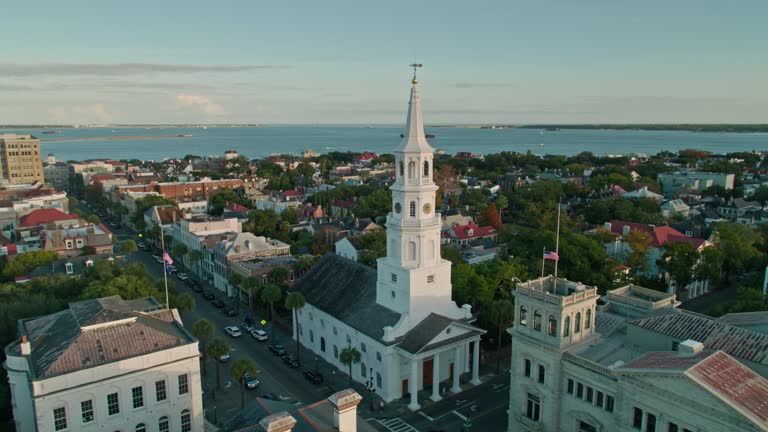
[376,67,466,333]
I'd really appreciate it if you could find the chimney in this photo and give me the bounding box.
[20,335,31,356]
[678,339,704,356]
[329,389,363,432]
[258,411,296,432]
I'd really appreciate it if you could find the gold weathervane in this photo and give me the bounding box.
[410,63,422,84]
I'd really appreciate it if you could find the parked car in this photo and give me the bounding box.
[261,393,278,400]
[168,265,178,273]
[137,242,145,248]
[188,281,203,292]
[240,322,255,333]
[211,299,226,308]
[201,291,214,301]
[303,370,323,385]
[268,344,286,356]
[218,353,231,362]
[245,373,259,389]
[224,326,242,338]
[251,329,268,341]
[177,273,189,281]
[282,354,299,368]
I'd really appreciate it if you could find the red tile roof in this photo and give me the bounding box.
[687,351,768,424]
[608,220,706,249]
[18,208,78,228]
[446,221,496,241]
[283,190,304,197]
[355,151,378,161]
[225,203,250,212]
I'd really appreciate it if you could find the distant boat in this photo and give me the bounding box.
[42,130,56,134]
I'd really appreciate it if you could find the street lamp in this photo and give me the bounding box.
[365,367,377,411]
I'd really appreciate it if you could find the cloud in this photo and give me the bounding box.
[48,103,113,124]
[177,94,225,115]
[0,63,290,76]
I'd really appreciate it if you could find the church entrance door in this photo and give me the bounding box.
[402,379,409,397]
[423,358,434,387]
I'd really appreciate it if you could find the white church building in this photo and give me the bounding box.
[291,72,485,410]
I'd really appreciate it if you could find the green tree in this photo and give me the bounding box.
[495,194,509,214]
[714,222,763,277]
[270,267,290,286]
[284,292,306,368]
[487,299,515,373]
[231,357,258,409]
[625,230,652,272]
[174,292,196,312]
[205,337,230,395]
[296,254,319,274]
[172,243,188,260]
[261,284,283,343]
[339,346,362,388]
[228,272,243,294]
[281,206,300,225]
[241,276,261,309]
[189,249,204,276]
[120,240,138,263]
[662,242,700,294]
[699,247,724,285]
[245,209,281,237]
[192,319,215,376]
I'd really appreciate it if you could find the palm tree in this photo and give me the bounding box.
[296,254,319,275]
[488,299,515,373]
[339,346,361,388]
[242,276,260,310]
[205,337,230,397]
[284,292,305,367]
[191,319,215,376]
[261,283,282,343]
[231,357,258,409]
[174,292,196,313]
[120,239,137,263]
[189,249,204,277]
[270,267,289,286]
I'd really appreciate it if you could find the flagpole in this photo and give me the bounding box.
[553,202,561,292]
[540,247,545,289]
[160,224,170,310]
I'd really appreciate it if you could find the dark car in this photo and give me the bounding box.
[211,299,226,308]
[303,370,323,385]
[201,291,214,301]
[268,344,286,356]
[261,393,278,400]
[282,354,299,368]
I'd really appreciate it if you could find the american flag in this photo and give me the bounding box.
[543,250,559,261]
[163,251,174,265]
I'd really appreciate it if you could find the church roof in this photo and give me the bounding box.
[398,313,483,355]
[397,79,434,154]
[289,254,401,342]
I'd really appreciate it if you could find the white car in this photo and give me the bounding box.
[224,326,242,338]
[177,273,189,281]
[251,329,268,341]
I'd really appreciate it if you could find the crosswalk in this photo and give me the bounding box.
[376,418,421,432]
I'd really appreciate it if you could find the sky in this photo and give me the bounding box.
[1,0,767,125]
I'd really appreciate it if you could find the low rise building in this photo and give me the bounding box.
[441,220,497,246]
[211,233,291,295]
[507,277,768,432]
[40,223,114,258]
[658,171,735,197]
[4,296,203,432]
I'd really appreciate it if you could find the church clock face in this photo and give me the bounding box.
[394,202,402,213]
[423,203,432,214]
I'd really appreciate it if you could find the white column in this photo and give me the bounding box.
[464,343,470,373]
[470,341,481,385]
[431,354,441,402]
[452,346,462,394]
[408,359,420,411]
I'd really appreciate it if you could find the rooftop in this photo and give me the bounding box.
[516,275,599,306]
[8,296,195,380]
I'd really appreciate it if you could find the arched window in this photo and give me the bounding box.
[519,306,528,326]
[399,161,404,177]
[181,410,191,432]
[409,201,416,217]
[309,330,314,343]
[408,241,416,260]
[361,362,367,378]
[377,352,382,362]
[585,309,592,329]
[575,312,582,333]
[564,316,571,337]
[408,161,415,179]
[320,337,326,352]
[423,160,430,177]
[158,417,169,432]
[533,310,542,331]
[376,372,382,388]
[547,316,557,336]
[136,424,146,432]
[333,345,339,359]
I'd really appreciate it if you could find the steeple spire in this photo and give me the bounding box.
[398,64,434,153]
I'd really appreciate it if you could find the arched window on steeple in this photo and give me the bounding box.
[408,161,415,179]
[547,316,557,336]
[423,160,430,177]
[533,310,542,331]
[564,316,571,336]
[399,161,404,178]
[575,312,582,333]
[409,201,416,217]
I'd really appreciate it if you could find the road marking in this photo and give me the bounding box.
[376,418,420,432]
[452,410,468,421]
[418,411,435,421]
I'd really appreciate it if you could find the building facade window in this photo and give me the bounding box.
[377,352,382,362]
[310,330,314,343]
[633,407,643,429]
[107,392,120,416]
[538,365,545,384]
[136,423,146,432]
[519,306,528,326]
[575,312,582,333]
[548,316,557,336]
[81,400,94,424]
[159,416,169,432]
[155,380,167,402]
[321,337,326,352]
[178,374,189,395]
[333,345,339,359]
[423,161,430,177]
[409,201,416,217]
[533,310,542,331]
[585,309,592,329]
[376,372,382,388]
[525,393,541,422]
[567,379,574,394]
[132,386,144,409]
[564,316,570,336]
[361,343,367,352]
[181,410,191,432]
[646,413,656,432]
[53,407,67,431]
[391,273,397,283]
[606,395,615,412]
[577,383,584,398]
[579,420,598,432]
[524,359,531,377]
[361,363,367,377]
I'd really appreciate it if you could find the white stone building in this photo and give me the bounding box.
[292,74,485,410]
[170,214,242,278]
[507,278,768,432]
[4,296,203,432]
